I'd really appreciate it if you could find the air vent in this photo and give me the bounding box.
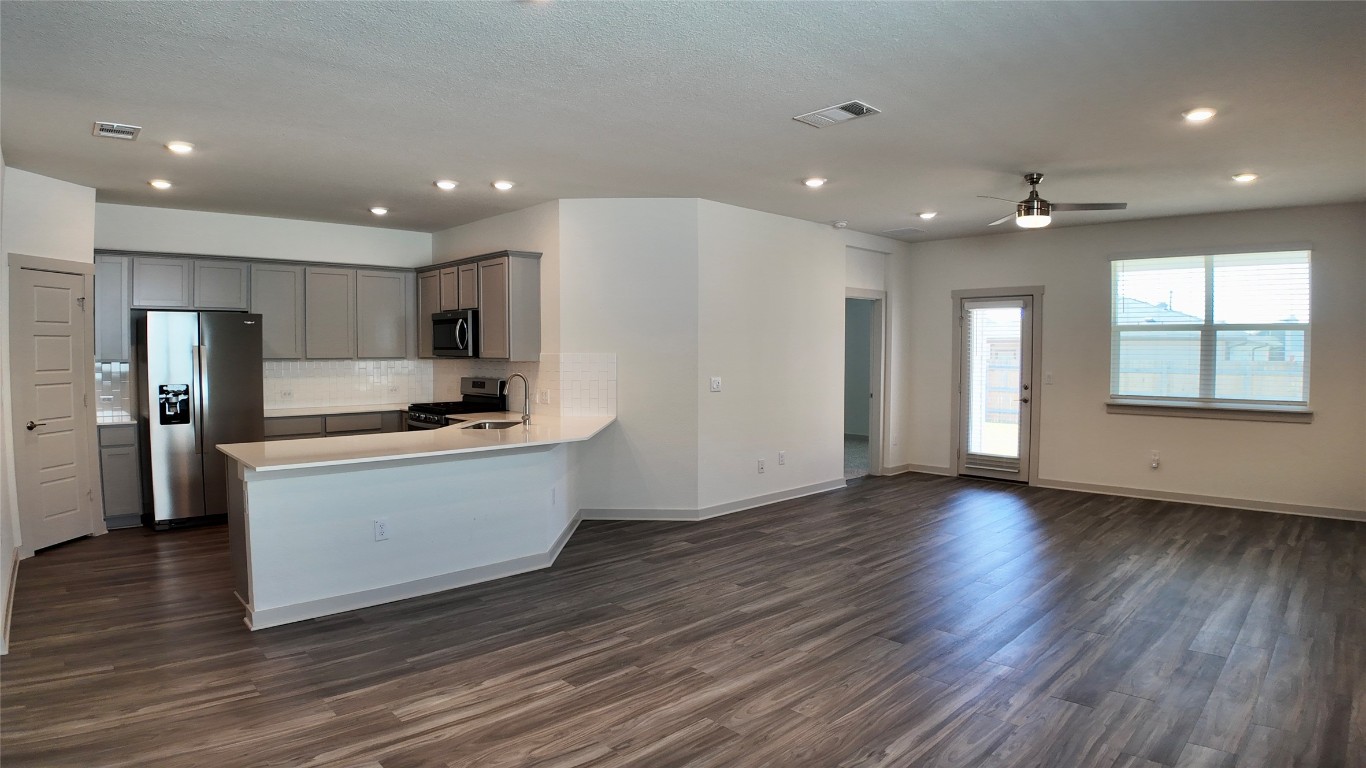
[881,226,927,240]
[792,100,881,128]
[92,121,142,140]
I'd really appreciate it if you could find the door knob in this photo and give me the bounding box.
[26,420,47,431]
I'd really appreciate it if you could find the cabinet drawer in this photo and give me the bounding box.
[263,416,324,438]
[99,425,138,447]
[325,413,383,434]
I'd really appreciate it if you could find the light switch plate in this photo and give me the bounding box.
[709,377,722,392]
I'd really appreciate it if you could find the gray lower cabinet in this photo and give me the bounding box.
[250,263,305,359]
[264,411,403,441]
[356,271,408,359]
[95,254,131,362]
[304,267,357,359]
[417,271,439,358]
[98,425,143,529]
[193,259,250,310]
[132,257,194,308]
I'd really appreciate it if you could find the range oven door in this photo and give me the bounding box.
[433,309,476,358]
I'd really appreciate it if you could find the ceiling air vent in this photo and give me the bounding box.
[92,121,142,140]
[881,226,927,241]
[792,100,881,128]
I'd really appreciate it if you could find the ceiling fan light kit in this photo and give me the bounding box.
[982,172,1127,229]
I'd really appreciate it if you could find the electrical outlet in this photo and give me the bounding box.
[1150,450,1160,470]
[373,520,389,541]
[387,385,399,393]
[538,389,551,404]
[757,459,765,474]
[778,451,786,465]
[280,389,293,399]
[710,377,722,393]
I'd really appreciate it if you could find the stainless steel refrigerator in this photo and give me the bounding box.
[135,311,264,528]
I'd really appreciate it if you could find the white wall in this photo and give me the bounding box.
[1,167,99,653]
[844,299,872,436]
[891,203,1366,515]
[432,201,561,354]
[559,199,701,512]
[696,200,848,509]
[95,203,431,267]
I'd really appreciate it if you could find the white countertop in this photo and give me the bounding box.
[264,402,411,418]
[217,411,614,473]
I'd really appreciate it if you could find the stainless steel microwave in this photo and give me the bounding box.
[432,309,476,357]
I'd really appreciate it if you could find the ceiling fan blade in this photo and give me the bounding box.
[1052,202,1128,211]
[987,212,1017,226]
[977,195,1020,204]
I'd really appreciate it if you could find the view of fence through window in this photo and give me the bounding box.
[966,305,1022,457]
[1111,250,1310,404]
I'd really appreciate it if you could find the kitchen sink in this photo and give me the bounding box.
[461,420,524,430]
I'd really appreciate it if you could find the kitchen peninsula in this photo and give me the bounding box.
[217,412,613,630]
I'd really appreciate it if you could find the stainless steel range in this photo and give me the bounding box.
[407,376,507,430]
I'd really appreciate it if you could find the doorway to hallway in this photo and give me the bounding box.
[844,294,884,479]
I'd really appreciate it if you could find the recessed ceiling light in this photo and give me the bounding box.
[918,212,938,220]
[148,179,172,190]
[435,179,458,191]
[165,141,194,154]
[1182,107,1217,123]
[804,177,827,188]
[370,206,389,215]
[492,180,516,191]
[1231,173,1259,183]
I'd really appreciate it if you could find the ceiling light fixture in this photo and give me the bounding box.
[492,180,515,191]
[1182,107,1217,123]
[370,206,389,215]
[1015,194,1051,229]
[918,212,938,220]
[804,177,827,188]
[1231,173,1259,183]
[165,141,194,154]
[148,179,172,190]
[435,179,458,191]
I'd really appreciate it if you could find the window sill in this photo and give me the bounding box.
[1105,399,1313,423]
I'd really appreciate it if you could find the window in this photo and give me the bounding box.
[1110,249,1310,410]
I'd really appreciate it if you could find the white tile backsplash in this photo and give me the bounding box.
[543,352,617,417]
[95,362,134,423]
[263,359,433,409]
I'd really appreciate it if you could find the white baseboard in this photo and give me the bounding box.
[881,463,952,477]
[581,479,847,523]
[1034,478,1366,522]
[2,548,19,655]
[246,511,585,631]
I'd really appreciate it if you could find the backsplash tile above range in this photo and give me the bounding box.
[264,360,434,409]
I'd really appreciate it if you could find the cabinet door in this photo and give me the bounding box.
[477,257,510,359]
[356,270,407,358]
[132,257,194,308]
[250,263,305,359]
[417,271,440,358]
[304,267,357,359]
[457,263,479,309]
[94,255,131,362]
[438,267,459,311]
[194,260,250,310]
[100,444,143,521]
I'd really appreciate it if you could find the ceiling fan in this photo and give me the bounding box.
[981,172,1127,229]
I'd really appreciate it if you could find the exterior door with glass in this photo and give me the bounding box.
[957,296,1033,482]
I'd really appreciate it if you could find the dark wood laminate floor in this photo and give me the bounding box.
[3,474,1364,767]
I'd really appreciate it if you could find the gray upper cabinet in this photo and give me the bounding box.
[356,270,407,359]
[417,270,439,358]
[193,260,250,310]
[438,267,459,311]
[95,254,131,362]
[457,263,479,309]
[477,253,540,362]
[132,257,194,308]
[250,263,305,359]
[304,267,357,359]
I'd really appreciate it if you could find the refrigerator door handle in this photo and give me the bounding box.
[191,343,205,455]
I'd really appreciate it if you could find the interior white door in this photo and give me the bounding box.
[958,296,1033,482]
[10,267,97,550]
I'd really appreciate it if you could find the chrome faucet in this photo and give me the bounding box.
[507,373,531,425]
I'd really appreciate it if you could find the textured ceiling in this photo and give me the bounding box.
[3,1,1364,240]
